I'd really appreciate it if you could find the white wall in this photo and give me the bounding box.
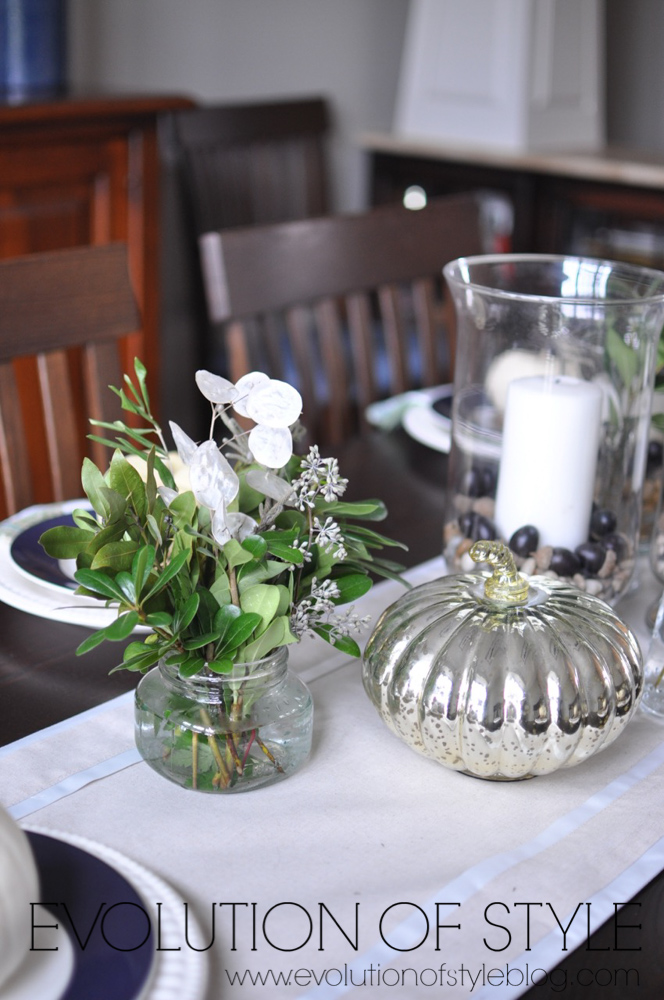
[67,0,411,428]
[68,0,410,211]
[606,0,664,153]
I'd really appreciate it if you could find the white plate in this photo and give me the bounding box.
[23,827,209,1000]
[0,501,148,630]
[1,904,75,1000]
[401,385,453,453]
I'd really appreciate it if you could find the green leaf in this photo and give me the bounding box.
[154,454,176,491]
[237,558,289,591]
[213,602,242,643]
[144,611,173,629]
[133,356,150,407]
[318,499,387,521]
[265,540,304,563]
[314,624,361,657]
[81,458,112,517]
[606,326,640,388]
[265,527,300,544]
[209,573,232,606]
[104,610,140,640]
[74,568,127,603]
[124,640,151,662]
[330,573,372,605]
[241,616,298,661]
[175,592,200,632]
[71,509,98,530]
[132,545,155,599]
[239,584,281,634]
[76,628,111,655]
[114,571,136,603]
[343,525,408,550]
[143,549,189,601]
[274,583,291,617]
[217,611,262,653]
[85,519,129,556]
[39,525,93,559]
[223,538,255,569]
[109,451,148,520]
[206,657,234,674]
[241,535,268,559]
[183,632,219,650]
[169,491,197,528]
[91,539,142,573]
[178,655,206,677]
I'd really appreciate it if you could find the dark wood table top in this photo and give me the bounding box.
[1,427,662,997]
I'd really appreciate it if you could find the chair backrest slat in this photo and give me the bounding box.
[36,350,81,501]
[199,194,484,446]
[411,277,439,387]
[172,97,330,235]
[0,244,139,518]
[0,361,31,513]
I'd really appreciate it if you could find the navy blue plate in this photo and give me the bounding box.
[10,515,83,590]
[28,832,155,1000]
[431,393,453,420]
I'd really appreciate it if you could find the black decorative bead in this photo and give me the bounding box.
[508,524,539,558]
[647,439,663,472]
[474,515,497,541]
[590,507,617,539]
[458,510,496,541]
[458,511,475,536]
[480,467,497,498]
[460,468,484,498]
[603,532,628,561]
[550,547,581,576]
[575,541,607,575]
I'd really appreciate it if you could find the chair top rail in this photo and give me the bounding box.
[200,193,483,322]
[0,243,139,363]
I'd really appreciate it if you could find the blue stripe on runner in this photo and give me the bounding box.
[474,832,664,1000]
[0,690,134,760]
[10,747,141,819]
[301,739,664,998]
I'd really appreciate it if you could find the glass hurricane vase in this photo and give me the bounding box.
[442,254,664,606]
[135,648,313,793]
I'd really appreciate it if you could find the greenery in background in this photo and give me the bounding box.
[652,332,664,432]
[39,359,406,675]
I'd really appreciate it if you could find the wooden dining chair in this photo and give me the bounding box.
[198,193,483,447]
[170,96,331,235]
[0,243,140,519]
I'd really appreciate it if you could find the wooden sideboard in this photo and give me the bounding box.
[362,132,664,269]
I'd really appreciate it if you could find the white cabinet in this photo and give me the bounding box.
[394,0,604,151]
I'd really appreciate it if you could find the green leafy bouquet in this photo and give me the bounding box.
[39,360,406,677]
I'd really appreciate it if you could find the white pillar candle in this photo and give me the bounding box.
[494,375,603,550]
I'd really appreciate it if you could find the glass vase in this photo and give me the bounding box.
[442,254,664,606]
[641,586,664,717]
[135,648,313,793]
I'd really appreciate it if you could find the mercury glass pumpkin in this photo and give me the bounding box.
[363,542,643,780]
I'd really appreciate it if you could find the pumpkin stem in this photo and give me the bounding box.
[470,541,529,604]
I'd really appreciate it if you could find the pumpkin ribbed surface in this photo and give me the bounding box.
[362,573,643,780]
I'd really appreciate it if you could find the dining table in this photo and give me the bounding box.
[1,423,664,999]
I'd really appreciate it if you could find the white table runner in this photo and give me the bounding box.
[2,558,664,999]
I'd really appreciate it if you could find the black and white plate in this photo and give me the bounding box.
[10,513,82,593]
[8,829,208,1000]
[401,384,453,453]
[0,501,147,630]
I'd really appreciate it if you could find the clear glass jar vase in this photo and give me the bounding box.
[135,648,313,793]
[442,254,664,606]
